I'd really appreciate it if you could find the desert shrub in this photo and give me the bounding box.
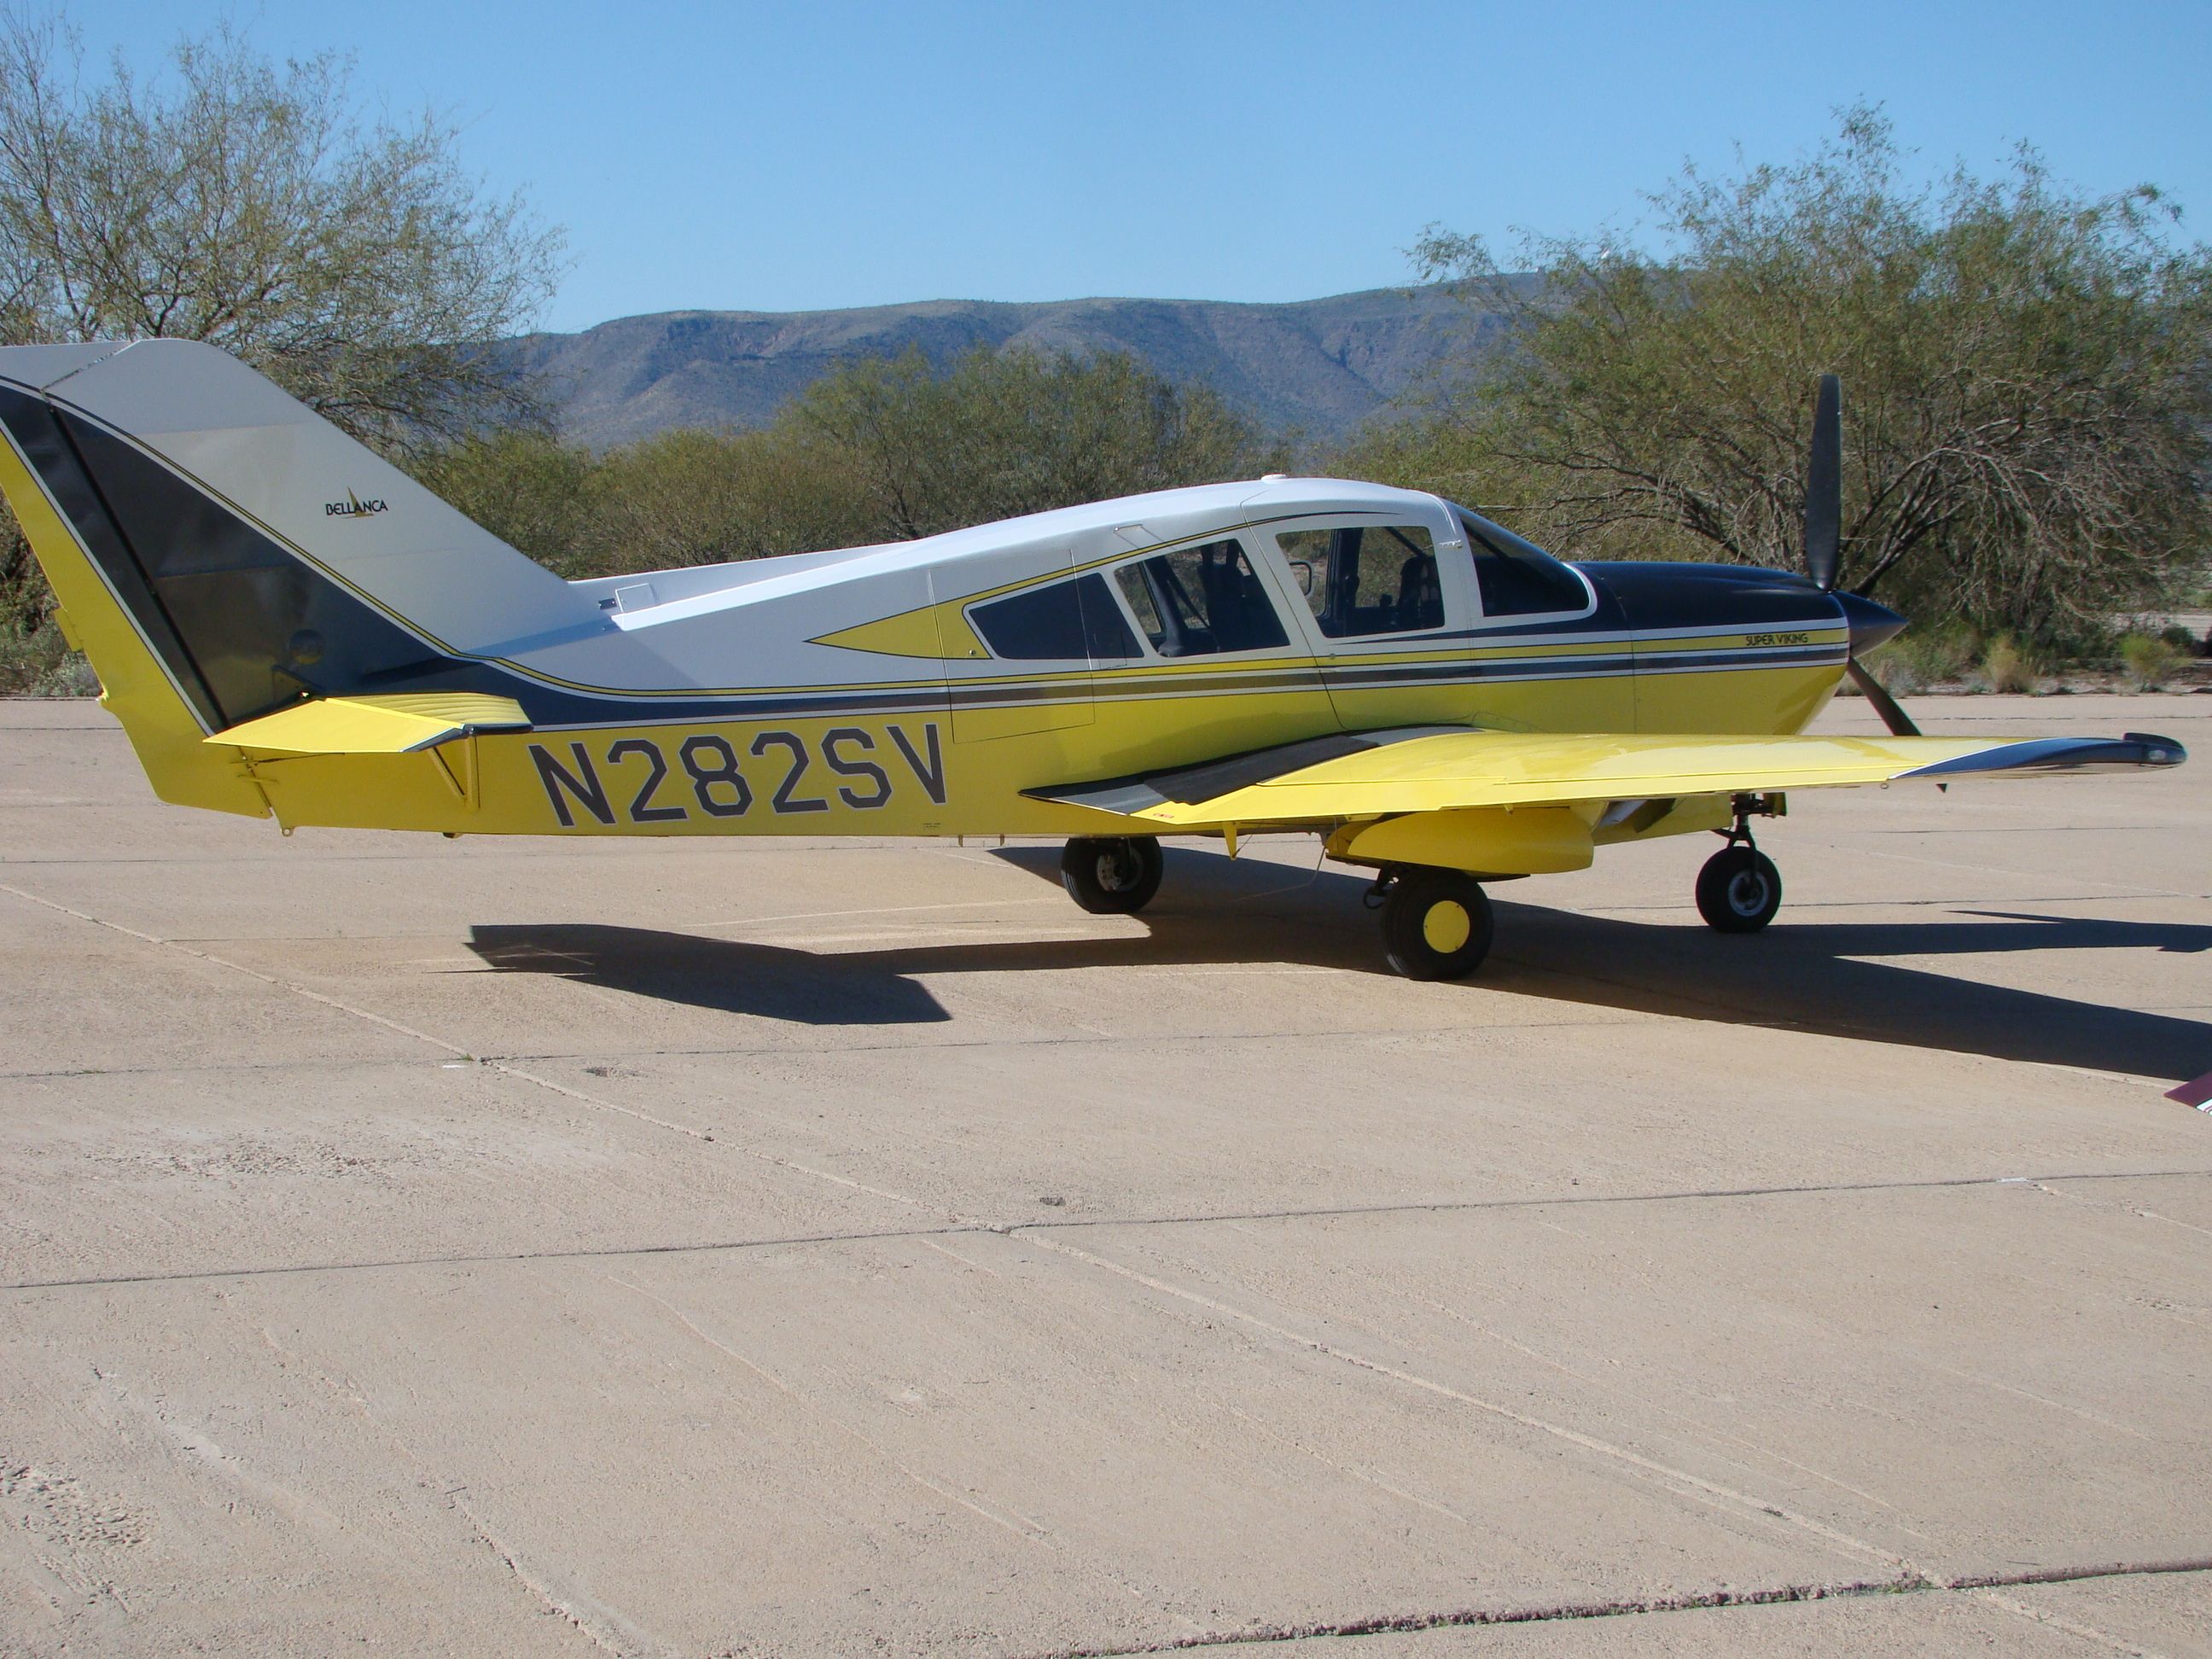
[1850,624,1979,696]
[0,617,96,696]
[2119,632,2183,689]
[1854,644,1920,696]
[1982,635,2036,694]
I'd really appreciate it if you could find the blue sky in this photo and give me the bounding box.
[69,0,2212,334]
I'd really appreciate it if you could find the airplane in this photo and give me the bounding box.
[0,341,2186,979]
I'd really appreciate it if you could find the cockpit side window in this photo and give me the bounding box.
[1457,509,1592,621]
[1109,538,1289,657]
[968,572,1141,661]
[1276,523,1443,638]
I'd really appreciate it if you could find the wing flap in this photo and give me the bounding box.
[207,693,531,756]
[1038,728,2186,829]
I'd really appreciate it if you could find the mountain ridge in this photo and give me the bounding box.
[513,283,1513,451]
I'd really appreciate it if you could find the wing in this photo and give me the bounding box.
[1037,726,2186,827]
[205,693,530,756]
[1032,725,2184,874]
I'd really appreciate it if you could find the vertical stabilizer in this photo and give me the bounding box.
[0,339,600,813]
[21,341,595,661]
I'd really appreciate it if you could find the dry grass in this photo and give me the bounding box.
[1982,636,2036,694]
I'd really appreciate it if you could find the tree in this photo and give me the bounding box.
[411,430,595,575]
[792,345,1282,541]
[578,427,876,577]
[403,346,1280,585]
[1363,108,2212,641]
[0,10,562,684]
[0,12,562,448]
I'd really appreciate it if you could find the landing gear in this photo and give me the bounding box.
[1061,835,1164,914]
[1696,805,1783,933]
[1378,867,1495,981]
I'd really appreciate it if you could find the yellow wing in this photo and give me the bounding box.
[1033,726,2186,876]
[205,693,530,756]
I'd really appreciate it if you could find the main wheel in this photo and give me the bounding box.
[1381,869,1494,981]
[1696,844,1782,933]
[1061,835,1164,914]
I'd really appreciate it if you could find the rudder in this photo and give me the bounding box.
[0,363,267,814]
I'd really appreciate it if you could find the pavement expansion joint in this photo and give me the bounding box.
[7,1168,2209,1294]
[1006,1166,2212,1235]
[1016,1559,2212,1658]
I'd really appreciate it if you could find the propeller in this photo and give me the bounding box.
[1804,374,1841,592]
[1803,373,1920,737]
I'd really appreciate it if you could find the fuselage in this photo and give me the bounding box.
[212,480,1866,840]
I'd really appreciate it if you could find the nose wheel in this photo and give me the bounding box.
[1696,812,1783,933]
[1061,835,1164,914]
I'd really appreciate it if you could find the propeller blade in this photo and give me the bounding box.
[1805,372,1842,591]
[1845,654,1921,737]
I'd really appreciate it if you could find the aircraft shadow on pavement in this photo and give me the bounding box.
[466,847,2212,1082]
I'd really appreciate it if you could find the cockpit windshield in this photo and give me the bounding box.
[1452,507,1592,620]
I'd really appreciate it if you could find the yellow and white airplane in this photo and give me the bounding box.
[0,342,2186,977]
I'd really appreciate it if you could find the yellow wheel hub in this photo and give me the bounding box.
[1421,899,1472,955]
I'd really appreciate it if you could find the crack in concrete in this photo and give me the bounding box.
[0,879,480,1061]
[599,1268,1197,1635]
[1321,1249,1936,1535]
[1010,1230,1922,1578]
[242,1309,658,1656]
[1964,1586,2159,1656]
[2026,1178,2212,1241]
[1011,1558,2212,1658]
[451,1498,665,1659]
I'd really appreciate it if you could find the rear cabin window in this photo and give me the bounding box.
[1458,510,1591,620]
[1276,523,1443,638]
[969,572,1140,661]
[1110,539,1288,657]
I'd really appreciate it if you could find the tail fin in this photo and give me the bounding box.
[0,340,590,812]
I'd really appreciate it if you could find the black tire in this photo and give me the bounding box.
[1061,836,1164,914]
[1696,845,1783,933]
[1381,869,1494,981]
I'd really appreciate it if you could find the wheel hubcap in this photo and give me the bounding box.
[1726,870,1767,916]
[1422,899,1472,954]
[1097,853,1128,891]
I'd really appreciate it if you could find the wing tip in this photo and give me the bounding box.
[1901,733,2187,779]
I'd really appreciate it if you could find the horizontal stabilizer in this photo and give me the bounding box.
[206,694,530,756]
[1033,727,2188,828]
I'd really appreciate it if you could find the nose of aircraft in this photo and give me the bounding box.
[1834,590,1907,655]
